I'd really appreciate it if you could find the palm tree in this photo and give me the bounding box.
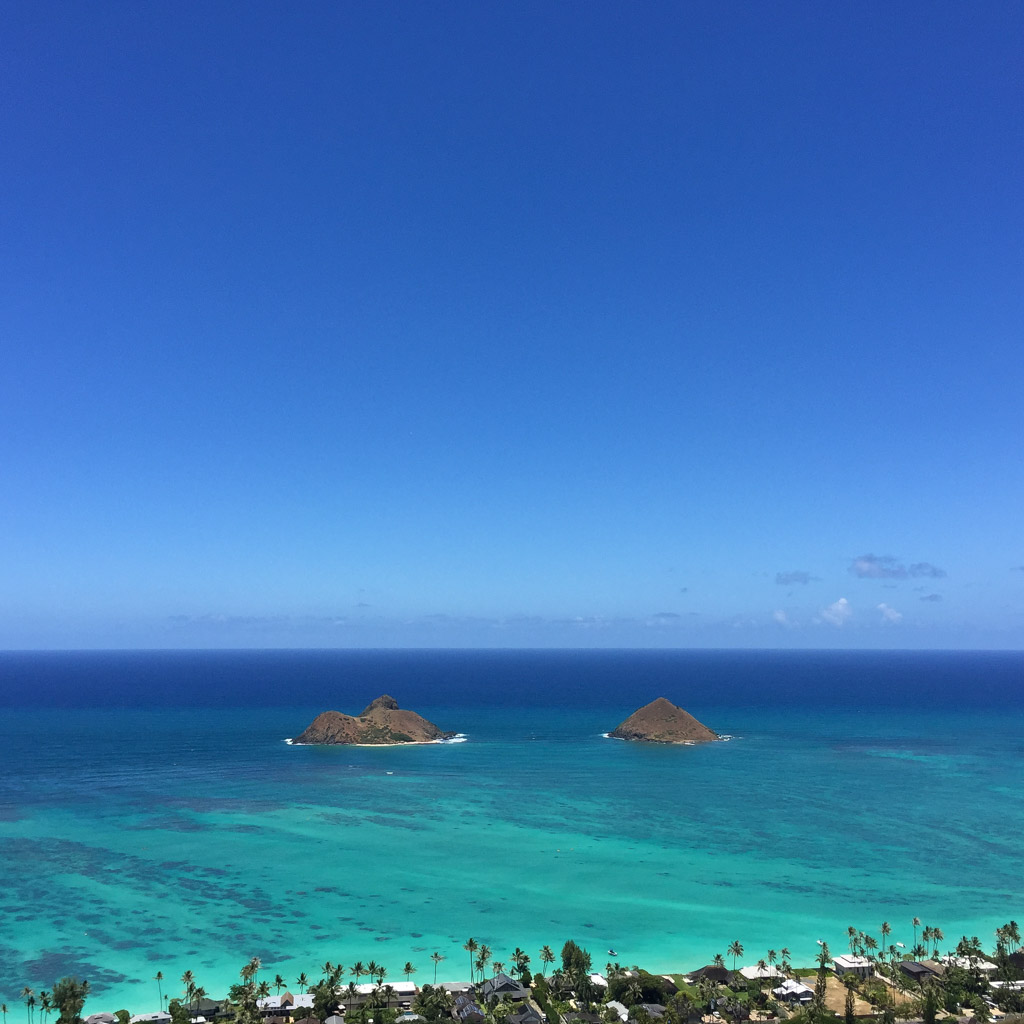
[540,946,556,978]
[257,982,270,1001]
[273,975,285,996]
[768,950,777,977]
[20,990,33,1024]
[478,945,492,979]
[430,953,445,985]
[250,958,262,985]
[728,941,744,972]
[712,954,726,969]
[493,962,505,978]
[154,973,164,1012]
[848,928,858,954]
[404,962,417,986]
[381,986,395,1011]
[780,948,791,975]
[351,962,365,986]
[194,987,208,1012]
[181,971,195,1008]
[464,939,479,982]
[3,1002,9,1024]
[322,962,334,979]
[912,918,921,951]
[376,966,388,989]
[931,929,944,958]
[881,923,891,955]
[38,995,50,1024]
[296,973,310,993]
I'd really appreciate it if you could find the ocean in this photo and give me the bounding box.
[1,649,1022,1013]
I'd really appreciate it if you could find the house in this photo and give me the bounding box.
[85,1016,118,1024]
[832,956,874,979]
[589,974,609,990]
[772,980,813,1005]
[563,1013,603,1024]
[940,956,998,973]
[479,975,529,1001]
[687,966,735,987]
[628,1005,666,1021]
[325,1015,346,1024]
[605,1002,629,1022]
[130,1015,172,1024]
[505,1007,543,1024]
[898,962,943,985]
[453,994,485,1024]
[739,965,781,981]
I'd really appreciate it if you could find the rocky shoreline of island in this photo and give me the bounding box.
[290,696,721,747]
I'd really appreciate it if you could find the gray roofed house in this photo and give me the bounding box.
[454,994,485,1024]
[898,962,943,985]
[85,1015,118,1024]
[479,975,529,1002]
[563,1013,603,1024]
[629,1006,666,1021]
[505,1007,543,1024]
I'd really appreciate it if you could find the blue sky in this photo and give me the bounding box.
[2,2,1022,649]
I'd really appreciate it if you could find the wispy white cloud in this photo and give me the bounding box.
[775,570,819,586]
[821,597,852,626]
[849,554,947,580]
[878,602,903,623]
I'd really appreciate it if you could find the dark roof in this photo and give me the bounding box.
[688,967,734,985]
[480,975,525,997]
[506,1009,543,1024]
[899,962,940,980]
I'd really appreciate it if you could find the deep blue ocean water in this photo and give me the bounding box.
[1,649,1022,1012]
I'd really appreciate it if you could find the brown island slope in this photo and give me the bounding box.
[609,696,719,744]
[293,695,455,745]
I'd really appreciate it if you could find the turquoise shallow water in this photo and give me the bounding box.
[1,650,1022,1013]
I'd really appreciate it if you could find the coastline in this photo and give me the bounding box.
[3,650,1023,1013]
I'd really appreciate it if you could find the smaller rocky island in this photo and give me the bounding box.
[293,695,455,745]
[609,696,719,744]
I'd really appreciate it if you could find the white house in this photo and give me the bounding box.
[772,981,813,1005]
[739,965,782,981]
[939,956,998,973]
[605,1002,628,1022]
[832,955,874,979]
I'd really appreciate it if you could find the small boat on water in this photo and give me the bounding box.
[607,949,617,956]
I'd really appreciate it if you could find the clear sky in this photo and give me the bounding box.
[2,2,1022,650]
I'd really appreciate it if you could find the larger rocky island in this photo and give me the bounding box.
[293,695,455,745]
[609,696,719,744]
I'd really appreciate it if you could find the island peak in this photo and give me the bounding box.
[609,696,719,744]
[360,694,399,715]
